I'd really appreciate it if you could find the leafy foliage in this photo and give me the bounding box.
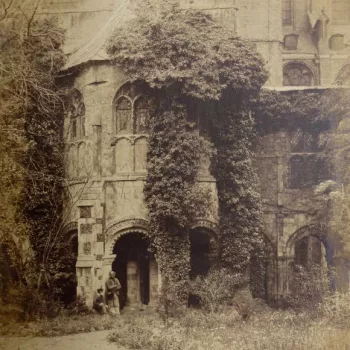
[211,94,265,272]
[189,268,242,312]
[0,9,74,311]
[107,0,267,100]
[108,0,267,303]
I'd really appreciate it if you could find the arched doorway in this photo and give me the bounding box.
[287,226,335,300]
[112,232,157,309]
[189,227,218,306]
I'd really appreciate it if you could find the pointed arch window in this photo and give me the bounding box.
[68,89,86,140]
[134,96,150,133]
[283,63,314,86]
[114,83,151,135]
[295,236,323,267]
[116,97,132,134]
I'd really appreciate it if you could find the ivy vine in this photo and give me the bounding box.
[107,0,268,302]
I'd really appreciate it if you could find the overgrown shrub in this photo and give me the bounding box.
[284,264,331,309]
[189,268,242,312]
[317,291,350,326]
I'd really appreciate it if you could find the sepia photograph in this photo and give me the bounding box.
[1,0,350,349]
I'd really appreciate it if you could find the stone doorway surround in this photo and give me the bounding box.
[103,218,159,309]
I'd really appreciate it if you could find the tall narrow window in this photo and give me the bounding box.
[115,97,132,134]
[134,96,149,133]
[282,0,292,25]
[295,236,323,267]
[68,89,85,140]
[332,0,350,23]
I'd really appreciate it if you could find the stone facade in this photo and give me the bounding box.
[29,0,350,306]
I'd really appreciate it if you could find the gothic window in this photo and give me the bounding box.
[295,236,308,267]
[134,96,150,133]
[283,63,314,86]
[295,236,322,267]
[289,130,329,189]
[332,0,350,23]
[282,0,293,25]
[114,83,151,135]
[290,130,318,153]
[116,97,132,134]
[68,89,86,140]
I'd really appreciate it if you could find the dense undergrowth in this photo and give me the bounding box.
[107,293,350,350]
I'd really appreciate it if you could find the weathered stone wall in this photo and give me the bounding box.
[50,0,350,302]
[63,62,219,305]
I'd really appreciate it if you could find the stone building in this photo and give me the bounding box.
[25,0,350,307]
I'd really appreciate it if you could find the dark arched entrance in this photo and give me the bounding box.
[189,229,213,279]
[112,232,157,309]
[189,228,217,307]
[61,230,78,305]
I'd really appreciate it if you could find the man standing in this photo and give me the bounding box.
[105,271,121,315]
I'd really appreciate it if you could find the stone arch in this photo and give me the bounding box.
[189,220,220,280]
[105,218,149,255]
[283,61,316,86]
[334,63,350,86]
[191,219,219,238]
[104,218,159,308]
[62,221,78,236]
[286,224,329,257]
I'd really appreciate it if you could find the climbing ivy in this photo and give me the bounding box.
[107,0,268,302]
[210,92,265,272]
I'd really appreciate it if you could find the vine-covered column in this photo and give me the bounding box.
[212,96,265,274]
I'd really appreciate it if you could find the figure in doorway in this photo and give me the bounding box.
[105,271,121,315]
[93,287,107,315]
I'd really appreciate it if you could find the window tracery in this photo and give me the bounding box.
[283,63,314,86]
[114,83,151,135]
[289,130,329,189]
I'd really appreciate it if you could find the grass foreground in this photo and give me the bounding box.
[107,308,350,350]
[1,293,350,350]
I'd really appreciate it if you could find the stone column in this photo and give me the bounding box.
[276,256,294,304]
[149,259,159,306]
[76,255,95,306]
[126,260,140,306]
